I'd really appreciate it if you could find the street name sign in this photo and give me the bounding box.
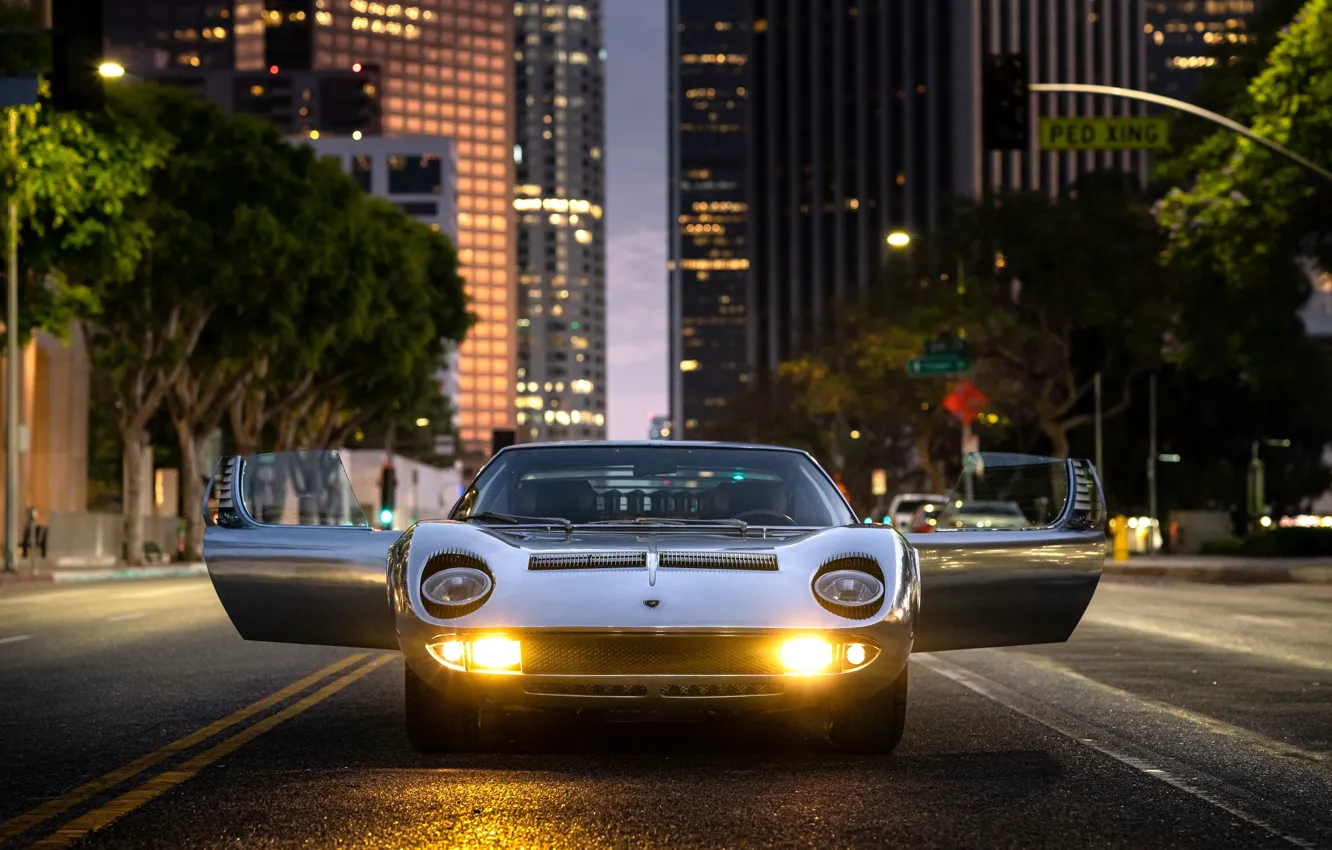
[907,353,971,377]
[1038,117,1170,151]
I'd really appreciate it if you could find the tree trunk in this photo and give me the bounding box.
[915,431,947,495]
[121,430,146,566]
[1041,419,1072,460]
[174,416,204,562]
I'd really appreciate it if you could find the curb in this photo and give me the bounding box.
[0,564,207,585]
[1102,563,1332,584]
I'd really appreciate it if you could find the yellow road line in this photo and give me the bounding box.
[0,653,367,844]
[31,654,395,850]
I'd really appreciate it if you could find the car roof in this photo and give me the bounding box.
[494,440,809,454]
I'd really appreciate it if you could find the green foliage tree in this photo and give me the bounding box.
[943,175,1177,459]
[229,193,471,461]
[1156,0,1332,381]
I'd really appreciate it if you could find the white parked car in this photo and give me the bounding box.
[885,493,948,529]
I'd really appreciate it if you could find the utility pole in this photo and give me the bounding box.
[1146,373,1157,555]
[1093,372,1103,488]
[4,107,17,573]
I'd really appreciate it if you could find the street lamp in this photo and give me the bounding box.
[98,62,126,78]
[1248,438,1291,530]
[886,231,911,249]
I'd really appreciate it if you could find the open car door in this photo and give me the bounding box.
[904,453,1106,653]
[203,451,400,650]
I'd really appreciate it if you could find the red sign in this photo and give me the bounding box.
[943,380,989,426]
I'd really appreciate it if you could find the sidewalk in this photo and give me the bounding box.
[1103,555,1332,584]
[0,559,207,585]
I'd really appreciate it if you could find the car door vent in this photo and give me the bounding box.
[1067,460,1107,531]
[528,551,648,571]
[658,552,779,571]
[211,456,245,529]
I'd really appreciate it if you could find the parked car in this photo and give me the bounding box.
[885,493,948,529]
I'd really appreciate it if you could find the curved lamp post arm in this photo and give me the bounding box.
[1029,83,1332,183]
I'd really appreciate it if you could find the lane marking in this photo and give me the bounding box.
[0,634,31,644]
[917,655,1320,850]
[31,654,395,849]
[1084,611,1332,673]
[112,586,212,601]
[105,612,147,623]
[1010,652,1332,771]
[0,589,106,607]
[0,653,369,844]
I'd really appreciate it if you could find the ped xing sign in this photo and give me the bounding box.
[1038,117,1170,151]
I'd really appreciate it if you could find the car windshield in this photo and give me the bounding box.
[451,446,855,527]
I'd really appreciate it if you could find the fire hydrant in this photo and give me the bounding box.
[1108,515,1130,562]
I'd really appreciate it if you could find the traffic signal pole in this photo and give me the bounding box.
[1028,83,1332,184]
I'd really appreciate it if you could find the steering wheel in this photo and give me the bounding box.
[733,509,796,526]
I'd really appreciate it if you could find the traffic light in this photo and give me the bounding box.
[379,465,397,529]
[982,53,1028,151]
[50,0,105,112]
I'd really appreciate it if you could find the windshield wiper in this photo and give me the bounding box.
[462,512,573,533]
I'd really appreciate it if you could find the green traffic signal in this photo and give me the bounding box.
[379,508,394,526]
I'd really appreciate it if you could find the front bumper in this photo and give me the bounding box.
[401,624,913,713]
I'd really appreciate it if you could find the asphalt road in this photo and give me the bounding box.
[0,577,1328,849]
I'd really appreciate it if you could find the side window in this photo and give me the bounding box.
[239,452,369,527]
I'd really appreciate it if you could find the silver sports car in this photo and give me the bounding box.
[203,442,1105,754]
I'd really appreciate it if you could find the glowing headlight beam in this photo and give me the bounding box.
[470,637,522,671]
[780,636,834,674]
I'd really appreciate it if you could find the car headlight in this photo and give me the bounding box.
[815,570,884,606]
[812,554,887,619]
[423,567,492,606]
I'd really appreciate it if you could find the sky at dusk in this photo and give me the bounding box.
[604,1,668,440]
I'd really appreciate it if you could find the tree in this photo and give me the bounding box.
[940,175,1177,459]
[0,83,163,349]
[229,194,470,459]
[1156,0,1332,381]
[83,86,333,564]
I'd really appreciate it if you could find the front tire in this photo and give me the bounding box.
[828,663,908,754]
[404,662,480,753]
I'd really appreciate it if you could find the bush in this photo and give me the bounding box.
[1199,537,1245,556]
[1208,527,1332,557]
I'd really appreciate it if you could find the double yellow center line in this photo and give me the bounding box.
[0,652,393,849]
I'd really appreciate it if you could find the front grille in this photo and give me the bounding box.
[525,682,648,697]
[521,636,783,676]
[658,552,778,572]
[661,683,784,698]
[529,552,648,571]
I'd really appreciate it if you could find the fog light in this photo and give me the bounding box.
[845,643,867,666]
[780,636,834,674]
[427,638,466,671]
[470,637,522,672]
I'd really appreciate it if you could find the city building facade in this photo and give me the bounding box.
[667,0,754,437]
[104,0,516,467]
[954,0,1154,196]
[513,0,608,442]
[1145,0,1262,101]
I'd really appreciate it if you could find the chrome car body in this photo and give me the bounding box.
[202,443,1105,739]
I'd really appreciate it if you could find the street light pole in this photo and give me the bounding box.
[3,107,17,573]
[1093,372,1103,486]
[1146,372,1157,556]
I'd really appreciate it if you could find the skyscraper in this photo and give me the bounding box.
[667,0,754,437]
[1145,0,1262,102]
[104,0,516,467]
[513,1,608,442]
[666,0,1157,434]
[956,0,1153,196]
